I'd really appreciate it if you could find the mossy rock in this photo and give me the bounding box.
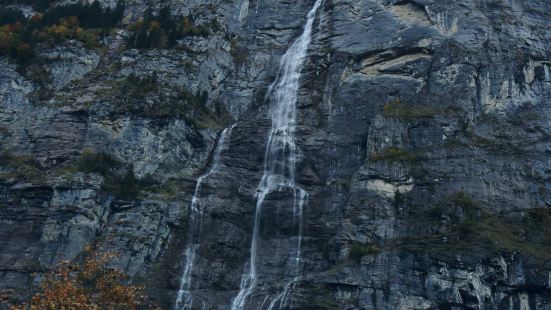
[348,243,381,262]
[393,192,551,266]
[382,99,459,120]
[370,146,422,163]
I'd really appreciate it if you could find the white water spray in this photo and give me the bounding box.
[175,124,237,310]
[231,1,322,309]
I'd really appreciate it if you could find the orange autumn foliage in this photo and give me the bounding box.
[11,246,155,310]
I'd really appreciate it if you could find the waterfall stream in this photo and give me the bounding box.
[231,1,322,309]
[175,124,237,310]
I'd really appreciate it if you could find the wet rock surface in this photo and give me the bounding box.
[1,0,551,309]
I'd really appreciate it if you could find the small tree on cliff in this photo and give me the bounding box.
[11,245,155,310]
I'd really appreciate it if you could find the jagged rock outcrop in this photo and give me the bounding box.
[1,0,550,309]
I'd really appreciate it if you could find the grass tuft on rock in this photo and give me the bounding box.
[0,150,42,180]
[383,99,457,120]
[78,150,142,200]
[370,146,422,163]
[348,243,381,261]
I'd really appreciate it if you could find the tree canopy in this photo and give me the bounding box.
[10,245,157,310]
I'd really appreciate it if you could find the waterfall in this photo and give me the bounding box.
[231,1,322,309]
[175,124,237,310]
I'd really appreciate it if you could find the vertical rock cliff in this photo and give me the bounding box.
[1,0,550,309]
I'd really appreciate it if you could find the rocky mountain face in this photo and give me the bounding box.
[1,0,551,309]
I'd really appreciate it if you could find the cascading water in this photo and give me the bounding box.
[231,1,322,309]
[175,124,237,310]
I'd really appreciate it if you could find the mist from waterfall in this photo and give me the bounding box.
[231,0,322,309]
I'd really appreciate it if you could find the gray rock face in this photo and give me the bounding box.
[1,0,551,309]
[39,42,101,91]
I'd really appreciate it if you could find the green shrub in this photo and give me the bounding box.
[114,78,225,128]
[230,38,248,66]
[123,73,159,95]
[370,146,421,163]
[30,0,54,11]
[104,168,140,200]
[78,150,142,200]
[394,192,551,265]
[79,149,121,175]
[0,1,124,64]
[383,99,456,120]
[451,192,478,210]
[527,208,551,223]
[0,151,41,180]
[0,9,25,26]
[0,151,40,168]
[465,130,523,155]
[127,7,216,49]
[348,243,381,261]
[39,1,125,29]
